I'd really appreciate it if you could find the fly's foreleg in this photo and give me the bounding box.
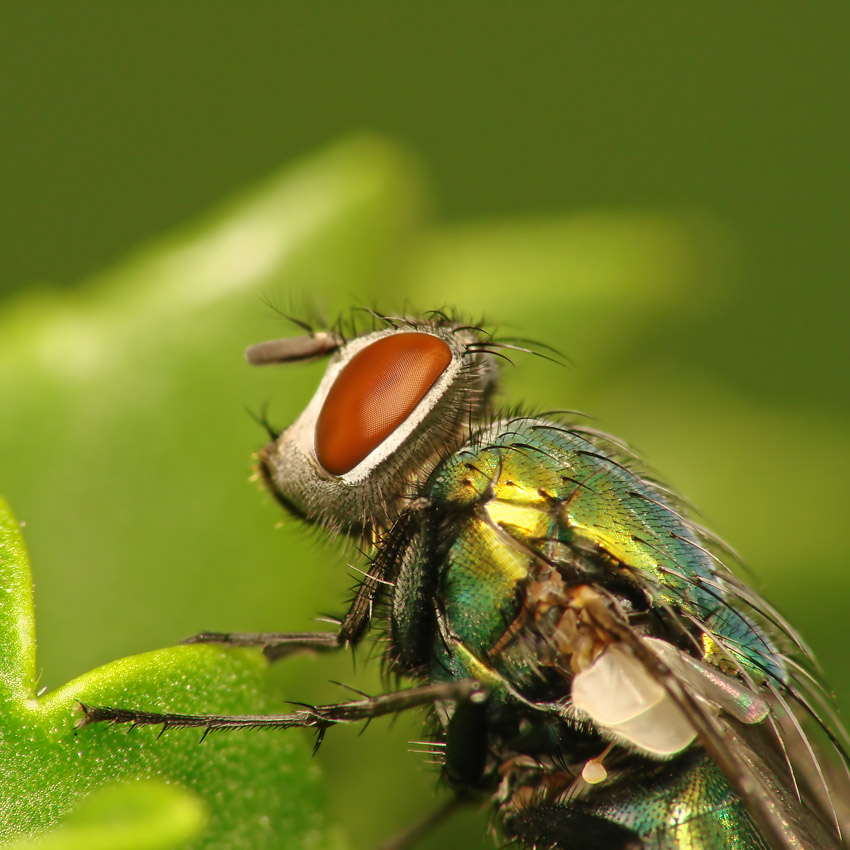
[179,550,391,660]
[181,629,342,660]
[77,679,485,742]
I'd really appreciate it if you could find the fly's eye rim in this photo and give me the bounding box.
[314,332,454,477]
[246,332,343,366]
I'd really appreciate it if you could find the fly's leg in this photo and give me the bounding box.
[80,545,402,731]
[181,630,341,661]
[180,544,393,659]
[77,679,485,741]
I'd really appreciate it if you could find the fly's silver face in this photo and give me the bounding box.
[250,318,499,537]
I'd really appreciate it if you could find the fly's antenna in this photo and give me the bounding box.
[245,331,343,365]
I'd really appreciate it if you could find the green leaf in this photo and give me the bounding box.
[0,497,338,849]
[4,780,206,850]
[0,496,36,703]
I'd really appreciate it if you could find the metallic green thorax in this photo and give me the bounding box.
[421,420,781,684]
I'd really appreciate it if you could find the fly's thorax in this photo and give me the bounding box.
[257,323,500,538]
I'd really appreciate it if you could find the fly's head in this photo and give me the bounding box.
[248,315,501,541]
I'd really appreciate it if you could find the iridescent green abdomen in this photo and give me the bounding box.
[503,750,773,850]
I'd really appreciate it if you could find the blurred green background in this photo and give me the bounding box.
[1,5,848,849]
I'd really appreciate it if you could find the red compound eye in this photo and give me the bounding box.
[315,333,453,475]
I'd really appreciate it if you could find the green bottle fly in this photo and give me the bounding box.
[82,311,849,850]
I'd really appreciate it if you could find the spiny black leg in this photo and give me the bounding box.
[181,539,400,659]
[78,679,485,737]
[181,630,341,660]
